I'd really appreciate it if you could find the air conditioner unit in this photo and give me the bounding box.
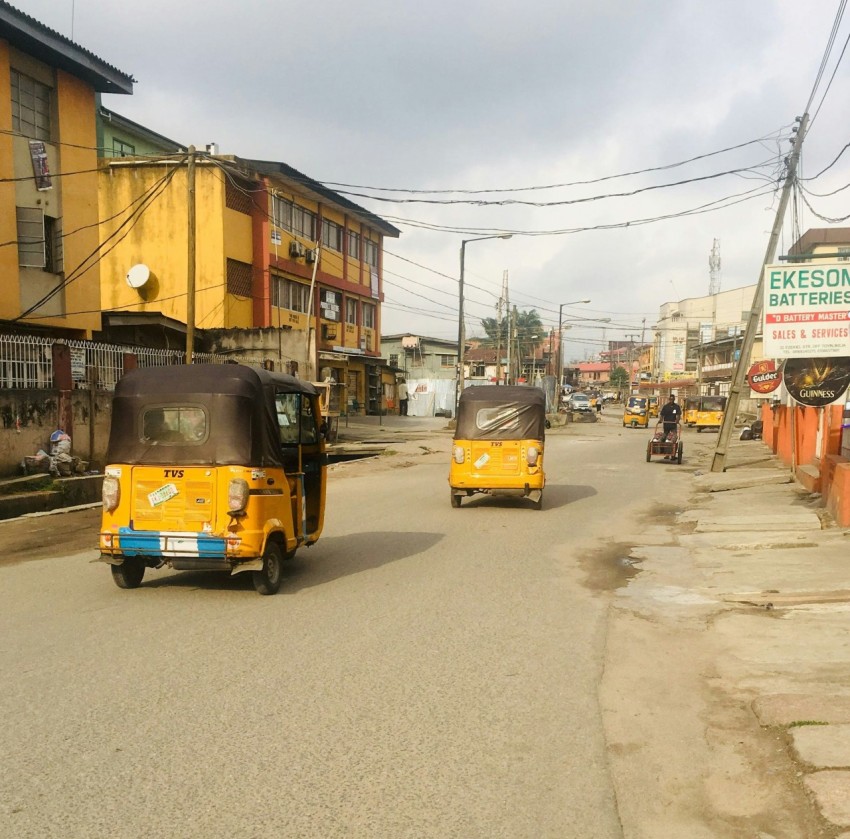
[289,241,305,259]
[360,338,367,350]
[305,248,317,264]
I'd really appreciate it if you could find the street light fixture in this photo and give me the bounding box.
[556,299,591,389]
[457,234,512,411]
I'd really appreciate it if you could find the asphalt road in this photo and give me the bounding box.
[0,417,675,838]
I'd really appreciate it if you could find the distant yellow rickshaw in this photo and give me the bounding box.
[623,396,649,428]
[695,395,726,433]
[647,395,659,418]
[683,397,699,426]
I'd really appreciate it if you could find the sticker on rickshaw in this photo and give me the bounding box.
[474,452,491,469]
[251,469,266,479]
[148,482,179,507]
[106,466,122,477]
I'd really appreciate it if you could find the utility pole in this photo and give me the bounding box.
[185,146,196,364]
[711,113,809,472]
[625,333,640,396]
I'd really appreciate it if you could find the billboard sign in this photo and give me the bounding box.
[782,357,850,407]
[747,359,782,394]
[763,262,850,358]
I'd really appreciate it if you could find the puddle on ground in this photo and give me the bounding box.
[580,541,642,592]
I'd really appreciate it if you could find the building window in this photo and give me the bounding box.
[345,298,357,325]
[389,354,398,367]
[272,276,310,313]
[348,231,360,260]
[437,353,457,367]
[16,207,62,272]
[271,195,317,238]
[226,259,253,296]
[321,219,343,252]
[364,239,379,268]
[113,139,135,158]
[362,302,375,329]
[320,289,342,322]
[11,70,51,141]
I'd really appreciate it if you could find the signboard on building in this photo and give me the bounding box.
[747,359,782,395]
[763,262,850,358]
[782,357,850,407]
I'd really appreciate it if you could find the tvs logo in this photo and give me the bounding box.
[747,360,782,394]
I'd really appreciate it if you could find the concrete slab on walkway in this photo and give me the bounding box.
[753,694,850,727]
[692,511,822,532]
[792,724,850,768]
[804,771,850,827]
[678,531,823,550]
[694,471,793,493]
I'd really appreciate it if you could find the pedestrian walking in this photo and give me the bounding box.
[398,379,409,416]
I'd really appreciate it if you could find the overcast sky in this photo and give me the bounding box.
[19,0,850,360]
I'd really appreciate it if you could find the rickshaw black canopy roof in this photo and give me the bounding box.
[454,385,546,441]
[106,364,319,466]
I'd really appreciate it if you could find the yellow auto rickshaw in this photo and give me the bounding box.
[623,395,649,428]
[98,364,327,595]
[449,385,545,510]
[695,395,726,433]
[683,397,699,426]
[647,395,659,418]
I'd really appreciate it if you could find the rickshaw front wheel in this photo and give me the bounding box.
[253,542,284,595]
[450,491,462,508]
[111,558,145,589]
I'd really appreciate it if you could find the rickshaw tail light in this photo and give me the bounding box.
[527,446,540,466]
[453,446,465,464]
[228,479,250,513]
[102,476,120,512]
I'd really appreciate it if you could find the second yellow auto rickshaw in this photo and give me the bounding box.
[449,385,545,510]
[623,395,649,428]
[683,396,699,426]
[98,364,327,595]
[695,395,727,433]
[647,395,659,418]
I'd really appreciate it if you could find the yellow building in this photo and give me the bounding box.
[97,152,399,414]
[0,5,133,338]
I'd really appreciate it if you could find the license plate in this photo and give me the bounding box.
[148,483,179,507]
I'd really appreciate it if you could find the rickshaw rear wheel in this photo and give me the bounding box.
[450,491,462,508]
[111,558,145,589]
[646,442,652,462]
[531,494,543,511]
[253,542,284,595]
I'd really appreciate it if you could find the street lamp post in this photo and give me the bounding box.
[555,299,591,389]
[457,234,512,412]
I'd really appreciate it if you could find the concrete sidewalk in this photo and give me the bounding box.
[607,434,850,835]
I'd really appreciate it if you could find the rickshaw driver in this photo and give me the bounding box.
[659,395,683,457]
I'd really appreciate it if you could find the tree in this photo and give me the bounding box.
[609,365,628,390]
[480,308,544,346]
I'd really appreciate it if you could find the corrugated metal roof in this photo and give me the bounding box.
[243,157,400,238]
[0,1,134,94]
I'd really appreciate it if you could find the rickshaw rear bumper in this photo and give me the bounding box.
[98,527,257,569]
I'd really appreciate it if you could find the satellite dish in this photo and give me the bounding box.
[126,264,151,289]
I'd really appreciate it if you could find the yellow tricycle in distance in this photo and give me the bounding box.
[683,397,699,426]
[449,385,545,510]
[695,395,727,433]
[623,395,649,428]
[647,395,659,418]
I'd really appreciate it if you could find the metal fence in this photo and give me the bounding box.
[0,334,267,391]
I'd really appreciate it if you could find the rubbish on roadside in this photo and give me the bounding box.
[21,430,86,476]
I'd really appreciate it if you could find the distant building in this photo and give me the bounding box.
[381,334,458,380]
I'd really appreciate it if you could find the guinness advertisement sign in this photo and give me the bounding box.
[782,357,850,407]
[747,360,782,394]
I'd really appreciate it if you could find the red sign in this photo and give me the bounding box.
[747,360,782,394]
